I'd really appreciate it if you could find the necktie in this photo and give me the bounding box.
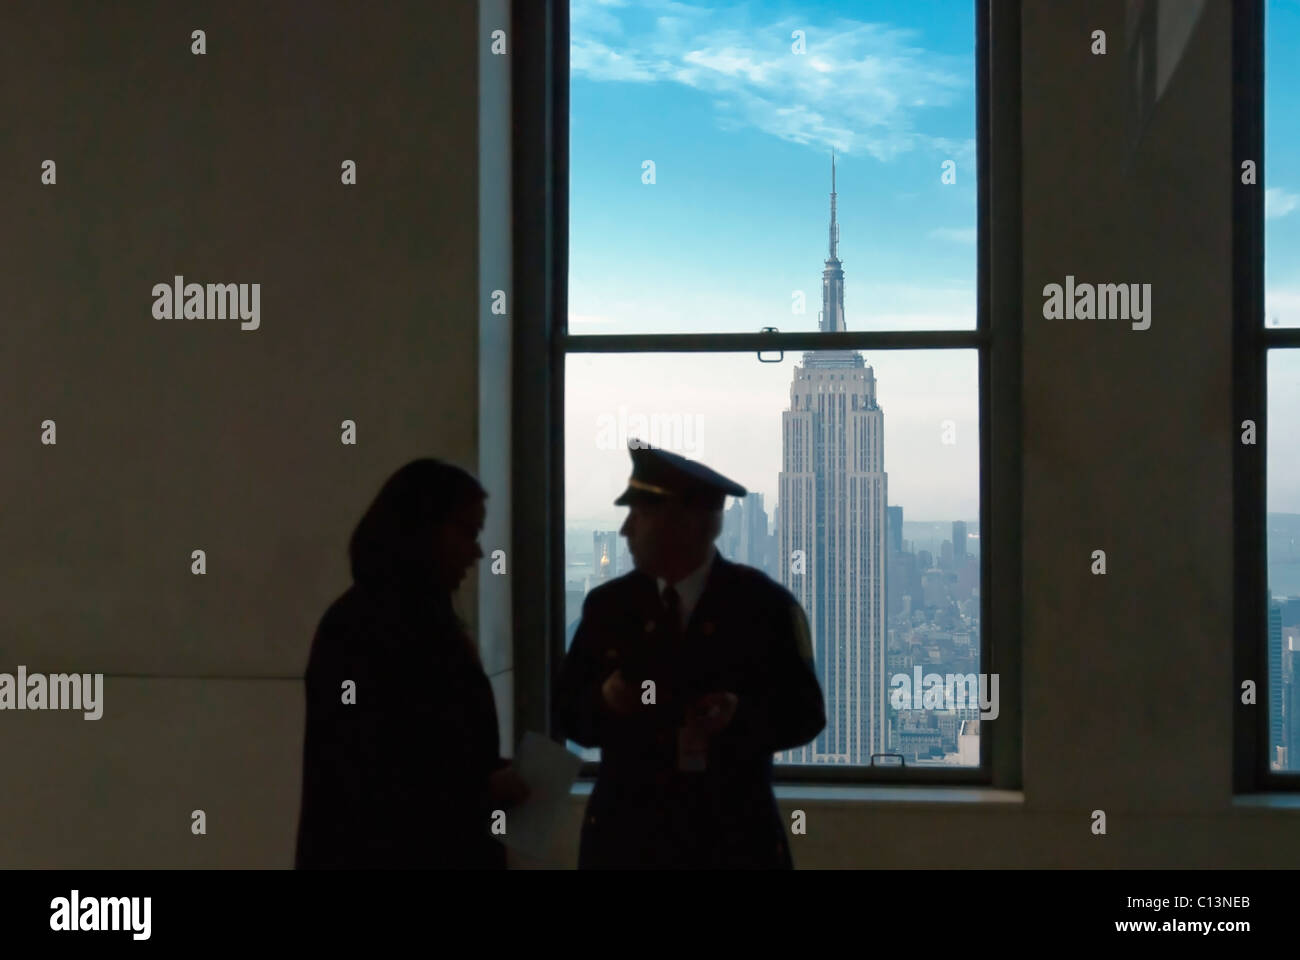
[661,584,686,715]
[661,584,682,634]
[663,584,705,773]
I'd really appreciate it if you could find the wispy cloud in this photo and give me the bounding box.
[570,1,974,164]
[928,227,976,244]
[1266,188,1300,220]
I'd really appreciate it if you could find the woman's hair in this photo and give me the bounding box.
[348,458,487,593]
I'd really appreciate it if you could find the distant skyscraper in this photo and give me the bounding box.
[887,506,903,555]
[885,505,903,622]
[953,521,967,561]
[1288,635,1300,771]
[887,550,918,620]
[721,500,744,560]
[922,568,947,608]
[722,495,773,574]
[1270,591,1284,767]
[739,492,771,573]
[777,151,887,764]
[593,531,618,584]
[958,719,980,766]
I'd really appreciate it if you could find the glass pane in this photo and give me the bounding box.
[1266,349,1300,770]
[1265,0,1300,327]
[569,2,977,335]
[562,349,983,767]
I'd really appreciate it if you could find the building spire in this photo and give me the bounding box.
[806,148,861,361]
[829,149,838,260]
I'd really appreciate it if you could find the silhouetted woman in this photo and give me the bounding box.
[295,458,527,868]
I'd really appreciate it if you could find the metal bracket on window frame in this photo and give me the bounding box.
[757,326,783,363]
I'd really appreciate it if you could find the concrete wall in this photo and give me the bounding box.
[0,0,490,867]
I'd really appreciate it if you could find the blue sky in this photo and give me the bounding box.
[568,0,978,336]
[1267,0,1300,329]
[565,0,981,529]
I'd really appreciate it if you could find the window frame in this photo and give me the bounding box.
[1233,0,1300,791]
[512,0,1023,786]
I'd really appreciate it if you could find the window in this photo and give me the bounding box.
[1236,0,1300,789]
[513,0,1022,785]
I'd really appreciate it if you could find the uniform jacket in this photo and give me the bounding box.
[557,553,826,869]
[294,585,508,869]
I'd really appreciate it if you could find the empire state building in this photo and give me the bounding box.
[777,151,888,765]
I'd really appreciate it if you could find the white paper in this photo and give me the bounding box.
[499,731,583,861]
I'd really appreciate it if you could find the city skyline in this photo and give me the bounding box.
[567,144,983,766]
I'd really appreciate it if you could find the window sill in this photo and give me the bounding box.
[772,784,1024,807]
[569,780,1023,808]
[1232,793,1300,810]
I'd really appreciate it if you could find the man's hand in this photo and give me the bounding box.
[687,691,739,737]
[601,669,640,716]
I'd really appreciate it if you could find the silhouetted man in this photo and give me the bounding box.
[556,442,826,869]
